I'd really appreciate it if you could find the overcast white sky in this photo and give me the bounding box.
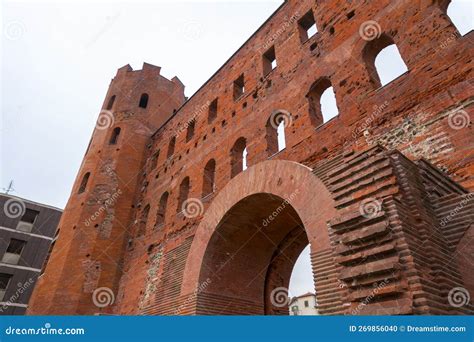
[1,0,472,298]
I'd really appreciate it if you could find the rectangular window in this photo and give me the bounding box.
[298,10,317,42]
[186,119,196,142]
[262,46,277,76]
[233,74,245,100]
[2,239,26,265]
[16,208,39,233]
[208,98,218,123]
[0,273,12,301]
[304,300,309,307]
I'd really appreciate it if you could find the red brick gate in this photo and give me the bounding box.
[174,150,474,315]
[28,0,473,315]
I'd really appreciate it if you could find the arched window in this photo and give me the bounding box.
[186,119,196,142]
[167,136,176,158]
[266,111,288,156]
[109,127,121,145]
[78,172,90,194]
[138,204,150,236]
[202,159,216,197]
[307,78,339,126]
[363,34,408,88]
[230,137,247,178]
[106,95,116,110]
[155,192,169,228]
[177,177,190,213]
[139,93,149,108]
[447,0,473,35]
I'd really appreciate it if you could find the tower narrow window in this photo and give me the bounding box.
[139,93,149,108]
[230,137,247,178]
[177,177,190,213]
[155,192,169,228]
[109,127,121,145]
[78,172,90,194]
[106,95,116,110]
[202,159,216,197]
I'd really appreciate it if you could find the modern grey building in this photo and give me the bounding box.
[0,193,61,315]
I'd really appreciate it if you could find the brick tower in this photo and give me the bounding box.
[28,63,185,314]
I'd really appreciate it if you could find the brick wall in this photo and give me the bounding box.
[28,0,473,315]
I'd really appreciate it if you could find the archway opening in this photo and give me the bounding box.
[196,193,311,315]
[288,245,318,315]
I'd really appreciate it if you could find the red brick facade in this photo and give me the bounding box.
[28,0,473,315]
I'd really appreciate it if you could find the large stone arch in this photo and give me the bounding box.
[181,159,337,314]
